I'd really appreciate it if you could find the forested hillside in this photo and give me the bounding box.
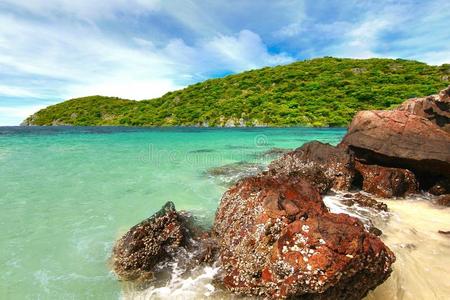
[23,57,450,127]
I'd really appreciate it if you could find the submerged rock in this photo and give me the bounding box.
[341,192,388,212]
[204,161,266,186]
[354,162,418,198]
[268,141,354,193]
[189,149,215,153]
[436,194,450,207]
[112,202,215,282]
[253,147,292,159]
[213,174,395,299]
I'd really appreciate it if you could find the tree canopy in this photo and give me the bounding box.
[24,57,450,127]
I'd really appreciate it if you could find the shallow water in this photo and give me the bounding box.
[0,126,343,299]
[367,197,450,300]
[1,126,448,299]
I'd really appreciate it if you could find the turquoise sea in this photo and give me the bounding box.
[0,127,346,299]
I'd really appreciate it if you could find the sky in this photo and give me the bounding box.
[0,0,449,125]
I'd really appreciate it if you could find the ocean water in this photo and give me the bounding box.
[1,127,448,300]
[0,127,344,299]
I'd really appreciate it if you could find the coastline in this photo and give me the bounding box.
[111,86,450,299]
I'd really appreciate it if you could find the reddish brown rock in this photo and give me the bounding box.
[354,161,418,198]
[429,178,450,196]
[397,86,450,133]
[213,174,395,299]
[112,202,215,282]
[268,141,355,193]
[340,109,450,187]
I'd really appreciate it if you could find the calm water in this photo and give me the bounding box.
[0,126,346,299]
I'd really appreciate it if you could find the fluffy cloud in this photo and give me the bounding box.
[204,30,293,71]
[0,0,449,125]
[0,105,47,126]
[0,12,293,102]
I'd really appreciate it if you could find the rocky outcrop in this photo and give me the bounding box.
[397,86,449,132]
[268,141,355,193]
[213,174,395,299]
[341,109,450,188]
[112,202,215,282]
[338,86,450,194]
[110,87,450,299]
[354,162,418,198]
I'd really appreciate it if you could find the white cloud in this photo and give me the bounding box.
[67,79,183,100]
[0,12,182,101]
[315,17,395,59]
[415,50,450,66]
[1,0,447,126]
[0,0,161,20]
[0,85,42,98]
[275,22,304,38]
[0,11,293,100]
[0,105,46,126]
[0,5,294,125]
[204,30,293,71]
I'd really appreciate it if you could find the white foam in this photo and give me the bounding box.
[323,191,390,229]
[122,265,219,300]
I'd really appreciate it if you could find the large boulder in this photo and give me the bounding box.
[213,174,395,299]
[112,202,214,282]
[268,141,355,193]
[397,86,450,132]
[354,161,418,198]
[340,109,450,188]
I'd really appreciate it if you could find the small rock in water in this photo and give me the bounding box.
[341,192,388,211]
[428,178,450,196]
[369,226,383,236]
[111,201,215,283]
[436,194,450,207]
[253,147,292,159]
[189,149,215,153]
[399,243,417,250]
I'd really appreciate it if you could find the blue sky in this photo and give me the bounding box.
[0,0,449,125]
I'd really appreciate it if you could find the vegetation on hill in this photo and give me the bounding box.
[23,57,450,127]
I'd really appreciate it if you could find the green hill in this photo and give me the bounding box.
[23,57,450,127]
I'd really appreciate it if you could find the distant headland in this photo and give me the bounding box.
[23,57,449,127]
